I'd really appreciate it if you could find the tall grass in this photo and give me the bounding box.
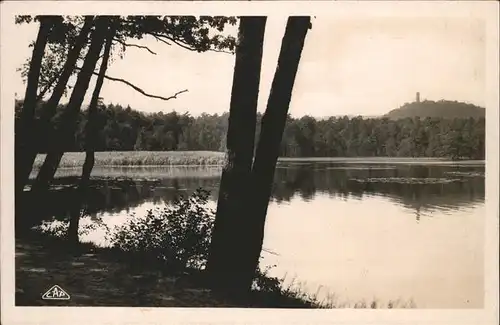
[33,151,226,168]
[254,267,417,309]
[32,151,485,169]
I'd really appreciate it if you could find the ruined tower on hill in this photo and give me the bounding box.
[416,92,420,103]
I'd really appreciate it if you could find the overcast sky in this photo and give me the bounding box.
[12,15,486,118]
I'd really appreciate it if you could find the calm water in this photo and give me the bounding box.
[33,161,485,308]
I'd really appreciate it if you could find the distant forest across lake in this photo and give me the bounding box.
[15,99,485,160]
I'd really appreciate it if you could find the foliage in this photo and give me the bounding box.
[36,219,101,238]
[251,264,329,307]
[107,188,215,271]
[18,43,74,100]
[32,151,225,168]
[15,100,485,160]
[252,264,416,308]
[253,264,282,293]
[119,16,237,53]
[16,15,238,102]
[16,16,91,100]
[386,99,485,119]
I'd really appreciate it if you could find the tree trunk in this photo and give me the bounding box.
[16,16,94,194]
[206,16,267,295]
[237,16,311,292]
[15,17,54,196]
[68,19,117,244]
[31,17,109,193]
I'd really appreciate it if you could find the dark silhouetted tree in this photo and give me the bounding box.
[16,16,95,195]
[15,16,59,196]
[207,16,311,295]
[32,17,110,192]
[67,18,119,244]
[206,16,267,295]
[237,16,311,292]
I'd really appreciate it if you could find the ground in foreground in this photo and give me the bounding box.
[15,233,318,308]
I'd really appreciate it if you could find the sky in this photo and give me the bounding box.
[12,15,486,118]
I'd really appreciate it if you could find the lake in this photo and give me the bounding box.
[30,160,485,308]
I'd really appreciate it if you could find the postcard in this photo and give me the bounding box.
[1,1,498,325]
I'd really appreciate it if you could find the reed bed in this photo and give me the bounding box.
[32,151,226,168]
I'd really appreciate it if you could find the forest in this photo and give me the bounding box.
[15,99,486,160]
[385,99,485,119]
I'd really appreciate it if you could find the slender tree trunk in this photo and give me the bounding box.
[237,16,311,291]
[31,17,109,193]
[15,17,54,196]
[68,19,117,243]
[16,16,94,194]
[206,16,267,294]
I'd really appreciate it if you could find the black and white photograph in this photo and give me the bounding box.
[1,1,498,324]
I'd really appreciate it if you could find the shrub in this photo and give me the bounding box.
[36,218,102,239]
[107,188,215,272]
[253,264,282,294]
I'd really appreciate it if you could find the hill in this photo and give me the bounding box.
[385,100,485,120]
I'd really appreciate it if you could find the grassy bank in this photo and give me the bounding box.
[279,156,485,165]
[32,151,485,169]
[16,233,240,307]
[33,151,226,168]
[14,233,326,308]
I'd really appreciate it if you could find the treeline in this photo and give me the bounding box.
[15,100,485,160]
[385,99,486,120]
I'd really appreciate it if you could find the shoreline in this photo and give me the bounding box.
[31,151,485,170]
[15,232,416,308]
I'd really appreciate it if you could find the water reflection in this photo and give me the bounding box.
[18,162,485,308]
[19,163,484,228]
[272,164,484,211]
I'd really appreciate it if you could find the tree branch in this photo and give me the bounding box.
[113,38,157,55]
[147,32,233,55]
[211,48,234,54]
[155,33,196,52]
[208,48,234,54]
[36,69,63,103]
[148,33,172,46]
[75,66,188,101]
[103,74,188,101]
[262,248,279,256]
